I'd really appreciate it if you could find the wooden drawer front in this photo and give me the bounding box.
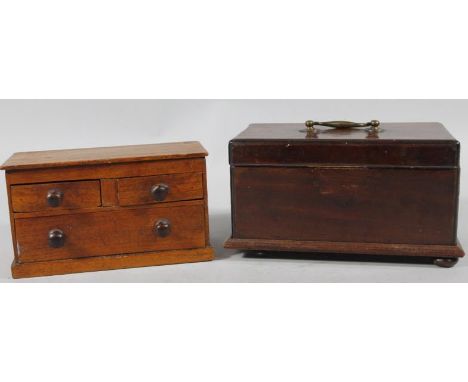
[11,180,101,213]
[15,204,206,263]
[232,167,458,245]
[118,173,203,206]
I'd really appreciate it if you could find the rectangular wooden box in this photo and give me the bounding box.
[1,142,214,278]
[225,122,464,267]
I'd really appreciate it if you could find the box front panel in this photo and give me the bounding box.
[232,166,458,245]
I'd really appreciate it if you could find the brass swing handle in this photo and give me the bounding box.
[305,119,380,132]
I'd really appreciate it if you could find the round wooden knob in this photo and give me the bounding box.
[48,229,65,248]
[150,184,169,201]
[154,219,171,237]
[47,188,63,207]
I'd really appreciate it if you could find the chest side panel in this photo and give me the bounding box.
[231,166,458,245]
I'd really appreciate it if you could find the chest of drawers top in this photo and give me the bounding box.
[1,141,207,171]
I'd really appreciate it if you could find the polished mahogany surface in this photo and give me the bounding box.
[230,123,459,167]
[227,121,464,266]
[232,122,457,141]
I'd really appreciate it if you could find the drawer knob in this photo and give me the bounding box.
[48,229,65,248]
[151,183,170,201]
[154,218,171,237]
[47,188,64,207]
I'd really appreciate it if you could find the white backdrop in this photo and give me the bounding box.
[0,99,466,281]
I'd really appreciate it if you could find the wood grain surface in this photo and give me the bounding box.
[3,141,213,278]
[15,204,206,263]
[231,166,459,245]
[232,122,457,141]
[1,141,208,170]
[224,237,465,258]
[12,247,215,279]
[118,172,203,206]
[230,141,460,167]
[229,122,460,167]
[101,179,119,207]
[11,180,101,212]
[6,158,205,184]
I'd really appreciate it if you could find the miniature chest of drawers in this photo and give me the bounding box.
[1,142,214,278]
[225,121,464,267]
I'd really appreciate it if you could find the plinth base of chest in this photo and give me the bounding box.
[11,246,214,279]
[224,237,464,267]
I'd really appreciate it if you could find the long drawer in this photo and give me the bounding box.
[15,204,206,263]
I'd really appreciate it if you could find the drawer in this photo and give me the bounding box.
[11,180,101,213]
[14,204,206,262]
[118,173,203,206]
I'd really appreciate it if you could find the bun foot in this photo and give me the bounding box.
[434,258,459,268]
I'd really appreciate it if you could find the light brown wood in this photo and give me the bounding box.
[11,180,101,212]
[6,158,205,184]
[3,142,213,278]
[201,160,210,245]
[13,199,204,219]
[15,204,206,263]
[6,176,19,262]
[224,237,465,258]
[11,246,215,279]
[101,179,119,207]
[118,172,204,206]
[1,141,208,171]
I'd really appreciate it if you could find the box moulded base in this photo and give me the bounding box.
[224,237,464,268]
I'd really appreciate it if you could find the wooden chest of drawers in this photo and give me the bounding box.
[1,142,214,278]
[225,121,465,267]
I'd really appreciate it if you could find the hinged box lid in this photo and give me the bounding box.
[229,122,459,168]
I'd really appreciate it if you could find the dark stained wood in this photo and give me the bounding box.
[232,166,458,245]
[101,179,119,207]
[227,122,464,266]
[230,141,459,167]
[433,258,459,268]
[11,247,215,279]
[230,123,460,167]
[5,158,205,184]
[233,122,457,141]
[1,141,208,171]
[118,172,203,206]
[224,238,465,258]
[11,180,101,212]
[3,142,213,278]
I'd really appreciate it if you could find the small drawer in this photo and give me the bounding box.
[118,173,203,206]
[14,204,206,263]
[11,180,101,213]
